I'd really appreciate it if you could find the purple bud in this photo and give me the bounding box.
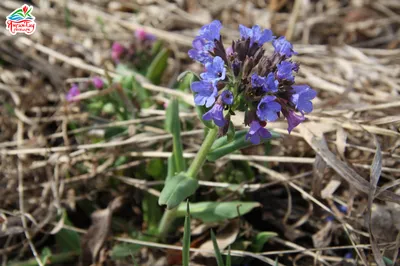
[283,110,305,133]
[135,28,156,41]
[92,76,104,89]
[225,46,233,55]
[66,84,80,102]
[111,42,125,62]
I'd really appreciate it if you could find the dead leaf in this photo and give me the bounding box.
[300,124,400,204]
[312,221,333,248]
[312,154,327,197]
[80,197,123,266]
[336,127,347,159]
[321,179,341,199]
[368,138,385,266]
[196,219,239,258]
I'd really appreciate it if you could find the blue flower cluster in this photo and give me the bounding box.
[189,20,317,144]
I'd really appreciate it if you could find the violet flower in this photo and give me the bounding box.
[202,103,225,127]
[92,76,104,89]
[66,84,80,102]
[245,121,272,145]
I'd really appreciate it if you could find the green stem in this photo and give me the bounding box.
[8,251,79,266]
[158,207,178,240]
[187,126,219,178]
[159,127,218,237]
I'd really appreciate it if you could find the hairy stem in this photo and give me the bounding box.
[158,207,178,240]
[187,126,219,178]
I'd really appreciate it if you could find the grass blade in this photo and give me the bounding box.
[210,230,225,266]
[225,246,231,266]
[182,200,191,266]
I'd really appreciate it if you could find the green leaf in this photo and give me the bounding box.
[146,48,169,85]
[226,121,235,143]
[55,211,81,252]
[195,105,215,129]
[142,193,162,233]
[167,155,176,178]
[165,98,185,172]
[158,173,199,209]
[207,130,280,161]
[225,246,231,266]
[41,247,52,265]
[211,230,225,266]
[151,40,163,56]
[176,201,260,223]
[182,201,191,266]
[176,71,198,92]
[105,126,126,139]
[146,159,164,179]
[111,243,141,259]
[251,232,278,252]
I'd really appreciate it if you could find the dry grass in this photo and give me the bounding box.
[0,0,400,265]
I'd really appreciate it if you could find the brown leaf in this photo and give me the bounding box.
[196,219,240,258]
[312,221,333,248]
[368,137,385,266]
[300,124,400,204]
[80,197,123,266]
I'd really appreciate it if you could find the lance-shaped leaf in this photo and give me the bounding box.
[146,48,169,85]
[207,129,280,161]
[165,98,185,172]
[158,173,199,209]
[176,201,261,223]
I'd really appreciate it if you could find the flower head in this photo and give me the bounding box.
[291,85,317,113]
[202,103,225,127]
[273,36,298,57]
[111,42,125,62]
[92,76,104,89]
[257,96,281,122]
[239,25,273,47]
[246,121,272,144]
[200,56,226,82]
[191,80,218,108]
[221,90,234,105]
[66,84,80,102]
[188,21,316,145]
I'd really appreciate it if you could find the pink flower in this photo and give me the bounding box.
[66,84,80,102]
[92,76,104,89]
[135,29,156,41]
[111,42,125,62]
